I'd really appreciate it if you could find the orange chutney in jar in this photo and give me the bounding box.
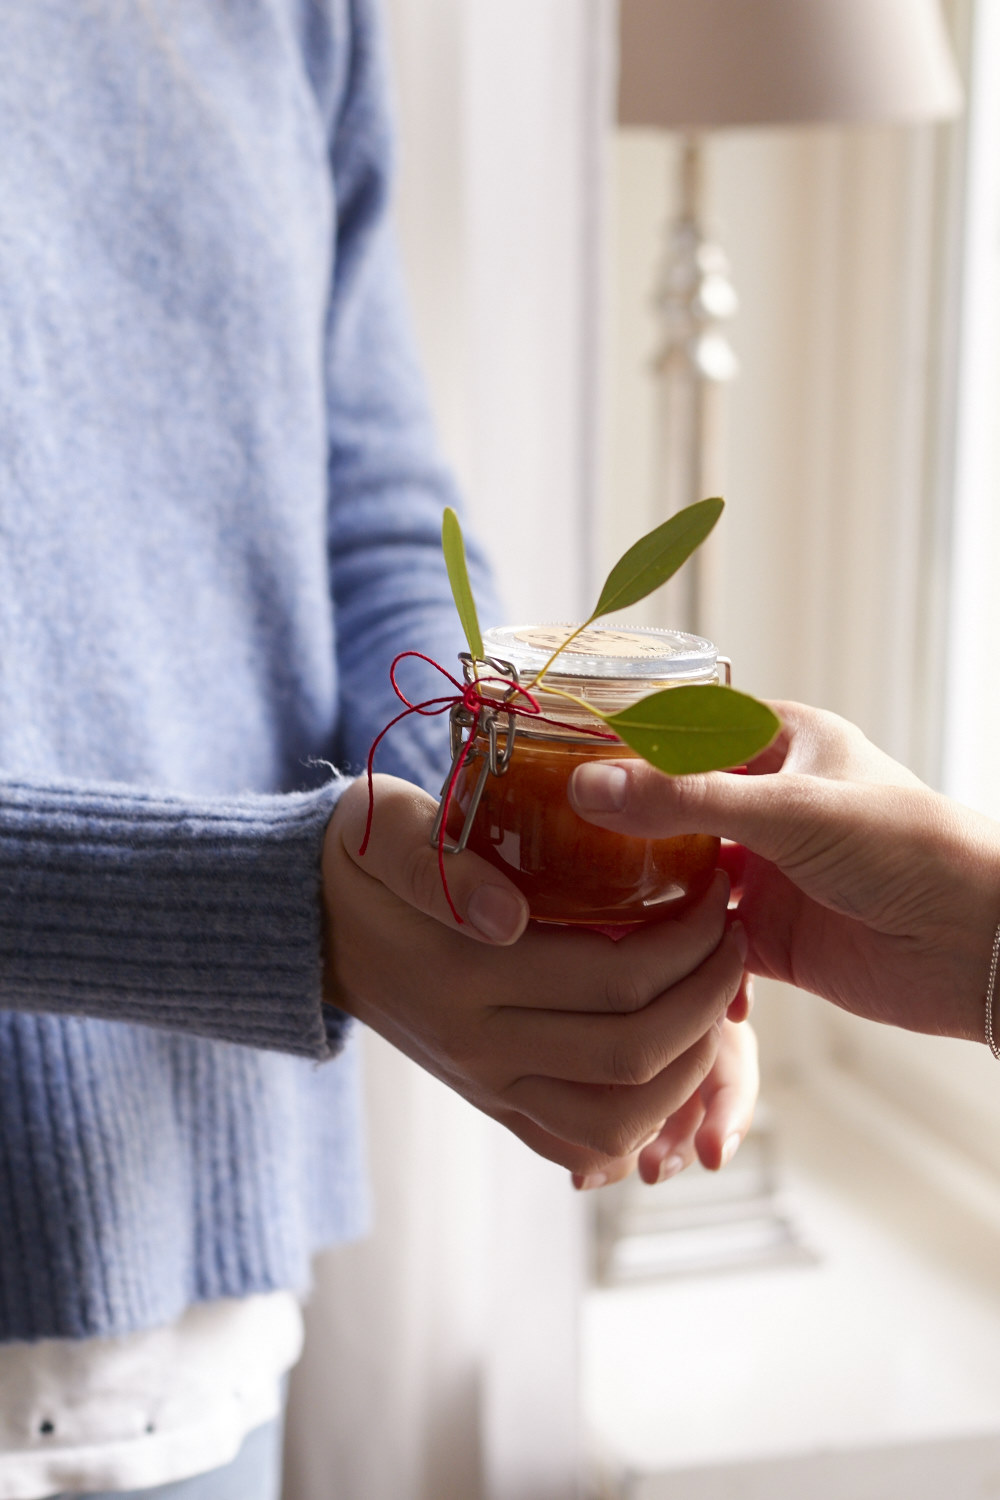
[447,624,722,928]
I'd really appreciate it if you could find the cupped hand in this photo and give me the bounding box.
[323,774,747,1178]
[572,1011,759,1190]
[568,701,1000,1043]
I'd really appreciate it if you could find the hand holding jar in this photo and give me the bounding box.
[323,772,751,1185]
[569,699,1000,1046]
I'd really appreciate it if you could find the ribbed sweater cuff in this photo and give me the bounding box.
[0,774,352,1059]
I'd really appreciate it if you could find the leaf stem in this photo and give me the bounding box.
[523,680,611,727]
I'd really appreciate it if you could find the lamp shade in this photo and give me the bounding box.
[618,0,963,131]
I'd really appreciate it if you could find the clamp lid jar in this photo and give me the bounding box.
[444,623,725,928]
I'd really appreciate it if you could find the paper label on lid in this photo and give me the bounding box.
[513,626,683,660]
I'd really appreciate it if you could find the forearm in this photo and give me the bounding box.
[915,792,1000,1043]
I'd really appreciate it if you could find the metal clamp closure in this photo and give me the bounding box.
[430,656,520,854]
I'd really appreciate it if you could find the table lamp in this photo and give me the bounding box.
[617,0,962,632]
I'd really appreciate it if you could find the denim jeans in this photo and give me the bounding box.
[52,1413,283,1500]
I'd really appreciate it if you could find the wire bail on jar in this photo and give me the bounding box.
[429,654,521,854]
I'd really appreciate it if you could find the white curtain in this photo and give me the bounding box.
[282,5,613,1498]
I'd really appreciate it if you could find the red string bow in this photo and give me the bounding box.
[360,650,614,923]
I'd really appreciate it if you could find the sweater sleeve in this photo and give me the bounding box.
[0,0,499,1057]
[321,0,500,794]
[0,773,350,1058]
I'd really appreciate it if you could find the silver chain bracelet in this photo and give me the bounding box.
[986,921,1000,1060]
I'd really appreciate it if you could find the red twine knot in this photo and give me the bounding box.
[360,650,615,924]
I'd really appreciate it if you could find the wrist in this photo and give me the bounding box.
[938,805,1000,1044]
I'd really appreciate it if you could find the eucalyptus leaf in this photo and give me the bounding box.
[604,684,780,775]
[590,497,724,622]
[442,506,484,661]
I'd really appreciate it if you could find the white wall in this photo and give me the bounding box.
[389,0,611,622]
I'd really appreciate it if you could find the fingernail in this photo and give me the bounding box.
[657,1154,685,1183]
[467,885,526,943]
[571,763,628,813]
[720,1132,741,1167]
[730,921,748,963]
[573,1172,608,1191]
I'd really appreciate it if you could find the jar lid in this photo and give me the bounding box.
[480,623,718,682]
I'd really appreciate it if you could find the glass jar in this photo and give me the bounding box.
[444,623,724,928]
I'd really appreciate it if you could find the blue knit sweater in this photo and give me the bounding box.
[0,0,488,1341]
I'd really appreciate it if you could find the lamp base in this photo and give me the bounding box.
[652,134,738,636]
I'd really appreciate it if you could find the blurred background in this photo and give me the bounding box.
[283,1,1000,1495]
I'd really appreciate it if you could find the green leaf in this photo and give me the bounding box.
[442,506,484,661]
[590,497,725,622]
[604,684,780,775]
